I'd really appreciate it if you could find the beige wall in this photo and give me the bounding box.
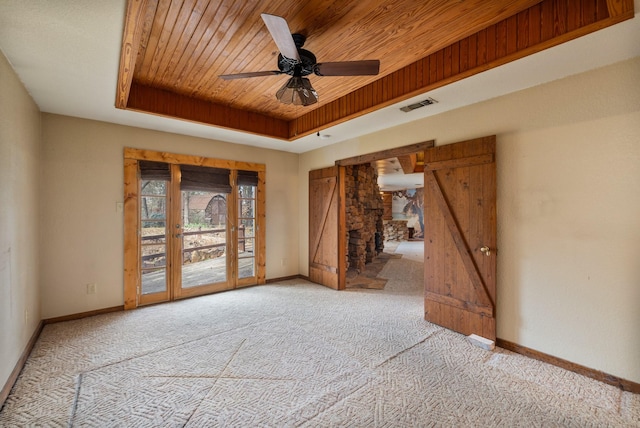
[0,52,42,389]
[40,115,299,319]
[299,57,640,383]
[2,44,638,393]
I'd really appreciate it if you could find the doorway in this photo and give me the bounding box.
[123,149,265,309]
[343,148,429,290]
[309,137,497,340]
[308,141,433,291]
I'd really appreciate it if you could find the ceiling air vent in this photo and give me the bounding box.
[400,97,437,112]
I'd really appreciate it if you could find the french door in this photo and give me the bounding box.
[124,149,265,309]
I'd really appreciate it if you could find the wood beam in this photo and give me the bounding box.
[126,83,290,140]
[397,154,417,174]
[336,141,435,166]
[116,0,151,109]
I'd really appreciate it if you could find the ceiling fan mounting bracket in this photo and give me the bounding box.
[291,33,306,48]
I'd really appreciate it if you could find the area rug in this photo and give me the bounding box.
[346,251,403,290]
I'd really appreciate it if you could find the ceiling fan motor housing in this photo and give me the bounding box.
[278,49,316,76]
[277,33,317,76]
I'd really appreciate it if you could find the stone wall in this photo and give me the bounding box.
[383,220,409,241]
[345,164,384,272]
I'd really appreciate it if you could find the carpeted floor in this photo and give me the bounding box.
[1,242,638,426]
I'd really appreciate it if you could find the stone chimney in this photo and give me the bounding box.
[344,164,384,272]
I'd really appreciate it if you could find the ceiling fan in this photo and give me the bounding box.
[220,13,381,106]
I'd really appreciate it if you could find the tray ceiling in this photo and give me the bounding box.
[116,0,634,140]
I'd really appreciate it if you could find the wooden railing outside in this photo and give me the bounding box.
[141,226,249,263]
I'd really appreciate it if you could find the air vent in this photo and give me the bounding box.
[400,97,437,112]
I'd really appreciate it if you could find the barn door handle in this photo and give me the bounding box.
[480,246,491,256]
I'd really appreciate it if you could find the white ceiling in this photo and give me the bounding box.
[1,0,639,164]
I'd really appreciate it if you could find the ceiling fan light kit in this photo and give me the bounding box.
[220,13,380,106]
[276,76,318,106]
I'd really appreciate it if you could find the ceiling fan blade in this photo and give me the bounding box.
[315,60,380,76]
[261,13,300,62]
[219,70,283,80]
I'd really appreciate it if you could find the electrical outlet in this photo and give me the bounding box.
[116,202,124,212]
[281,258,287,267]
[86,283,97,294]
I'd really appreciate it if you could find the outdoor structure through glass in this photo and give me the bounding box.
[181,190,227,288]
[140,179,168,295]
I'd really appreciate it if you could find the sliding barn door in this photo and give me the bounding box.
[309,166,345,290]
[423,136,497,340]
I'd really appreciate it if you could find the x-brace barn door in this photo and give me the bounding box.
[423,136,497,340]
[309,166,345,290]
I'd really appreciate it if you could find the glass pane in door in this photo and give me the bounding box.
[140,180,168,294]
[181,190,227,287]
[238,184,256,279]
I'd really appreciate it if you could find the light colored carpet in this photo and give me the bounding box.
[1,242,638,426]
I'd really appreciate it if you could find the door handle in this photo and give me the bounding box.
[480,246,491,256]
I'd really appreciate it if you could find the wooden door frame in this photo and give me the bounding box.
[335,141,434,168]
[123,148,266,310]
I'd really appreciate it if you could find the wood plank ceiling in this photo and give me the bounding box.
[116,0,634,141]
